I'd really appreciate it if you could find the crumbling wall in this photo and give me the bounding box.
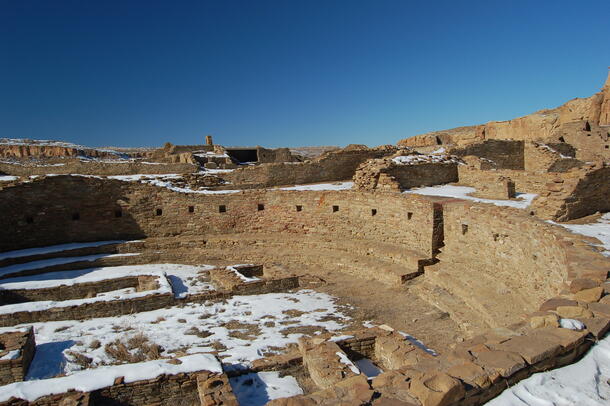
[450,140,525,170]
[353,157,458,190]
[222,146,396,188]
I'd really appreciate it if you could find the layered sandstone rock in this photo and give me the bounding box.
[398,70,610,163]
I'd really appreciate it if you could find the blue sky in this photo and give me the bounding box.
[1,0,609,148]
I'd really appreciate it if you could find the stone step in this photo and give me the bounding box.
[410,280,489,337]
[0,252,149,280]
[424,265,534,329]
[0,240,144,268]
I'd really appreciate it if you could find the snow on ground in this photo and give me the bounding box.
[0,240,133,261]
[230,371,304,406]
[0,253,140,278]
[552,213,610,257]
[486,335,610,406]
[392,154,460,165]
[487,212,610,406]
[0,272,171,315]
[355,358,383,379]
[0,176,18,182]
[404,185,537,209]
[278,181,353,191]
[18,290,348,378]
[0,354,221,402]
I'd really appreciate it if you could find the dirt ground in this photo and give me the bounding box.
[265,264,464,354]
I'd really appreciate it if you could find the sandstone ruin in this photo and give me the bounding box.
[0,73,609,406]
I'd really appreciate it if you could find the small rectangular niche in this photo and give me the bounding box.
[332,205,339,213]
[407,212,413,220]
[257,204,265,211]
[155,208,163,216]
[25,216,34,224]
[72,212,80,221]
[371,209,377,216]
[219,205,227,213]
[461,224,468,235]
[114,209,122,218]
[188,206,195,213]
[295,205,303,212]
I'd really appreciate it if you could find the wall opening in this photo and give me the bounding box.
[296,205,302,212]
[371,209,377,216]
[25,216,34,224]
[257,204,265,211]
[407,212,413,220]
[72,213,80,221]
[461,224,468,235]
[114,209,122,218]
[584,121,591,131]
[219,205,227,213]
[188,206,195,213]
[558,136,566,143]
[432,203,445,255]
[332,205,339,212]
[225,149,258,163]
[155,209,162,216]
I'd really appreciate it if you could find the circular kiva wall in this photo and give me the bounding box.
[1,175,593,331]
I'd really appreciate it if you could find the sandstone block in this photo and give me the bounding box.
[409,372,465,406]
[573,287,603,303]
[488,334,561,365]
[470,348,526,378]
[445,361,491,389]
[569,278,599,293]
[587,302,610,318]
[539,298,577,312]
[529,313,560,329]
[555,305,594,319]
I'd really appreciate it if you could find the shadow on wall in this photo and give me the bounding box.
[0,176,146,252]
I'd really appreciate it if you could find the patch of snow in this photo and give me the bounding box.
[328,334,354,342]
[0,253,140,278]
[336,351,360,374]
[0,176,18,182]
[278,182,353,191]
[0,354,221,402]
[486,333,610,406]
[355,358,382,379]
[559,319,585,330]
[404,185,537,209]
[392,154,459,165]
[230,372,303,406]
[0,350,21,360]
[0,240,131,261]
[551,213,610,256]
[17,290,348,377]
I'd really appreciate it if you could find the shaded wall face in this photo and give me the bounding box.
[226,149,258,163]
[437,202,568,325]
[452,140,525,170]
[0,177,145,251]
[388,163,458,189]
[558,166,610,221]
[223,149,391,188]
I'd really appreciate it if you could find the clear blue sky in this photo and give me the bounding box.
[1,0,609,148]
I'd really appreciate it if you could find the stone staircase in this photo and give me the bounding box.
[0,240,145,280]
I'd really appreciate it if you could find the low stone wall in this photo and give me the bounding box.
[0,328,35,386]
[221,146,395,188]
[0,161,197,177]
[0,275,157,305]
[0,292,174,327]
[1,371,238,406]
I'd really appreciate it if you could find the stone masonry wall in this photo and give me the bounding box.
[427,201,571,329]
[0,275,157,305]
[221,146,395,188]
[0,177,437,259]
